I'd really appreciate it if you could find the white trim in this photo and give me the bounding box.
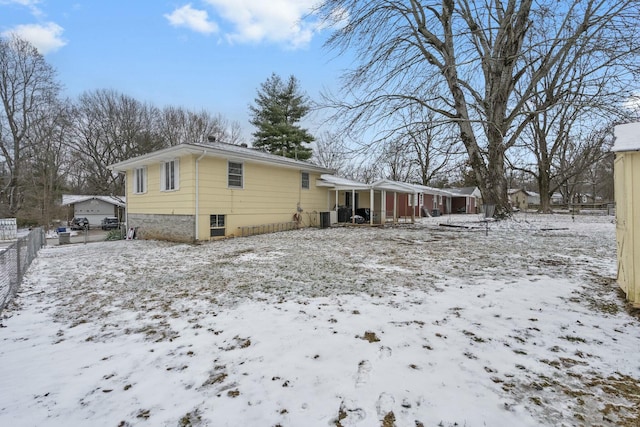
[228,161,244,189]
[134,166,147,194]
[160,159,179,191]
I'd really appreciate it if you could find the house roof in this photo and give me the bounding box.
[317,174,372,190]
[317,176,478,197]
[108,142,334,174]
[443,186,481,198]
[62,194,126,207]
[613,122,640,152]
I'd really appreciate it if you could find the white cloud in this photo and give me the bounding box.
[623,92,640,112]
[1,22,66,54]
[0,0,43,17]
[203,0,321,49]
[164,4,219,35]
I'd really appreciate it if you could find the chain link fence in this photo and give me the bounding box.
[0,227,46,315]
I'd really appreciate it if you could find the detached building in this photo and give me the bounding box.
[61,195,125,228]
[613,122,640,308]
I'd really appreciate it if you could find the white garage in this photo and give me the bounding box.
[62,195,126,229]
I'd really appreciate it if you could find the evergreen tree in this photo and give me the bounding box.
[249,73,314,160]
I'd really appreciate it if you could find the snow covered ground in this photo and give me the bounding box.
[1,213,639,427]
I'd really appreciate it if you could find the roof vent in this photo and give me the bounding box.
[207,135,216,143]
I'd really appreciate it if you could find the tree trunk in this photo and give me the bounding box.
[537,169,552,213]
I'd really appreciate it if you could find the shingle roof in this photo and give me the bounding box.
[108,142,334,174]
[61,195,126,207]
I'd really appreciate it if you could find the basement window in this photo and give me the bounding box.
[210,214,226,237]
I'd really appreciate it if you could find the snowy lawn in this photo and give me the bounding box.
[1,213,639,427]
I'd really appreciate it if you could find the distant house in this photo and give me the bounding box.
[507,188,528,210]
[61,195,126,228]
[109,143,334,241]
[613,122,640,308]
[443,186,481,214]
[551,192,564,204]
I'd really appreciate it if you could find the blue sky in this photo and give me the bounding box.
[1,0,350,140]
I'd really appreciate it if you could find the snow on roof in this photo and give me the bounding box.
[443,186,481,198]
[317,174,372,190]
[61,194,126,207]
[613,122,640,152]
[108,142,334,174]
[318,176,478,196]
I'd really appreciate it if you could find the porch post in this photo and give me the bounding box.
[381,190,386,224]
[393,192,398,224]
[411,192,416,223]
[370,188,374,225]
[351,189,355,224]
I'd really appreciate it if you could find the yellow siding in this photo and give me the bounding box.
[195,157,330,239]
[126,156,196,215]
[615,152,639,307]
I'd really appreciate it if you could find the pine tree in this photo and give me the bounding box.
[249,73,314,160]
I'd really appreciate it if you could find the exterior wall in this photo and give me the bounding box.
[615,152,640,307]
[388,193,415,217]
[195,157,330,239]
[74,199,119,228]
[126,156,196,216]
[509,190,528,210]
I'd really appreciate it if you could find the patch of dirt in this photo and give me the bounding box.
[360,331,380,343]
[382,411,395,427]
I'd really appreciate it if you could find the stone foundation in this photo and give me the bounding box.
[127,213,195,243]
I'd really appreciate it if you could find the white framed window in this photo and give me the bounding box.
[228,161,243,188]
[210,214,226,237]
[301,171,310,189]
[161,159,179,191]
[134,166,147,194]
[433,195,438,209]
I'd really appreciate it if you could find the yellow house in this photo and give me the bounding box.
[508,189,528,210]
[613,122,640,308]
[108,143,334,242]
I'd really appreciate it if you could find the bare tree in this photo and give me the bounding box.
[0,35,61,216]
[69,89,164,195]
[380,138,415,182]
[22,99,73,228]
[554,127,614,205]
[512,3,639,212]
[312,131,349,174]
[316,0,640,216]
[384,105,462,186]
[157,107,244,146]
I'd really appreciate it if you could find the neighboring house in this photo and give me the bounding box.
[108,143,334,241]
[443,186,481,214]
[613,122,640,307]
[62,195,126,228]
[526,191,541,205]
[551,192,564,204]
[508,189,526,210]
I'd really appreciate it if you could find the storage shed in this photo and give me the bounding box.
[613,122,640,308]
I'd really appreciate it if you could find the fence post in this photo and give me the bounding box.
[16,237,21,288]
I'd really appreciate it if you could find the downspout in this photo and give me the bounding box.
[121,171,128,230]
[195,150,207,240]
